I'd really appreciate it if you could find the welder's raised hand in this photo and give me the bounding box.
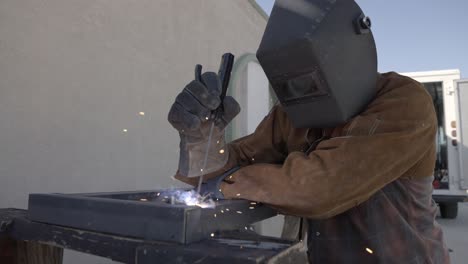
[168,71,240,177]
[168,72,240,140]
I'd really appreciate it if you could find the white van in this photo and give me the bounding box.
[402,70,468,218]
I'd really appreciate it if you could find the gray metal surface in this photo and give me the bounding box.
[2,209,303,264]
[28,190,278,244]
[456,80,468,189]
[135,239,301,264]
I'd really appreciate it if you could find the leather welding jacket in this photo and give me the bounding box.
[176,72,450,263]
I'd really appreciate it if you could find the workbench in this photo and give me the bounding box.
[0,209,307,264]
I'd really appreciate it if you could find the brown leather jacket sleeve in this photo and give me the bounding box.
[221,73,437,220]
[227,105,292,167]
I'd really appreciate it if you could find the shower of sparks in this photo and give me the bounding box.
[139,112,145,116]
[366,248,374,254]
[169,190,215,209]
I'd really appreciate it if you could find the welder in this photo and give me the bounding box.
[168,0,450,263]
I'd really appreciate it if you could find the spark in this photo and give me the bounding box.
[214,214,217,218]
[229,175,233,180]
[210,233,215,237]
[244,227,248,230]
[250,202,257,205]
[221,210,224,213]
[251,157,255,161]
[172,190,215,208]
[156,193,160,196]
[217,140,220,144]
[140,198,148,202]
[236,193,241,197]
[249,207,255,210]
[122,129,128,133]
[219,149,225,154]
[225,208,230,212]
[139,112,145,116]
[236,211,243,214]
[205,116,209,120]
[366,248,374,254]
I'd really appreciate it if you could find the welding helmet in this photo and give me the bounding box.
[256,0,378,128]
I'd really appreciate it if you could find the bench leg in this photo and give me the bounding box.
[0,237,17,264]
[1,238,63,264]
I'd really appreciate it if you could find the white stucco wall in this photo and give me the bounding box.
[0,1,267,263]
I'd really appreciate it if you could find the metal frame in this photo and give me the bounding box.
[1,209,307,264]
[28,190,278,244]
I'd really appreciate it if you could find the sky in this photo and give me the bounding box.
[256,0,468,78]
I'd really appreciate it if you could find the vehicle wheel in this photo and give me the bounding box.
[440,202,458,219]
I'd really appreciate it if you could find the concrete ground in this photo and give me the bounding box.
[438,202,468,264]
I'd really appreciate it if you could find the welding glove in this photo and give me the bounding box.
[168,72,240,177]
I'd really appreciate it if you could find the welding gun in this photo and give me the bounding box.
[199,166,241,199]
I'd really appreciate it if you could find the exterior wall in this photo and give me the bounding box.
[0,1,267,263]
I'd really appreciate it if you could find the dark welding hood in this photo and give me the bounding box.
[256,0,378,128]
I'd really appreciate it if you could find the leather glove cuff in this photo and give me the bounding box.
[178,131,229,177]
